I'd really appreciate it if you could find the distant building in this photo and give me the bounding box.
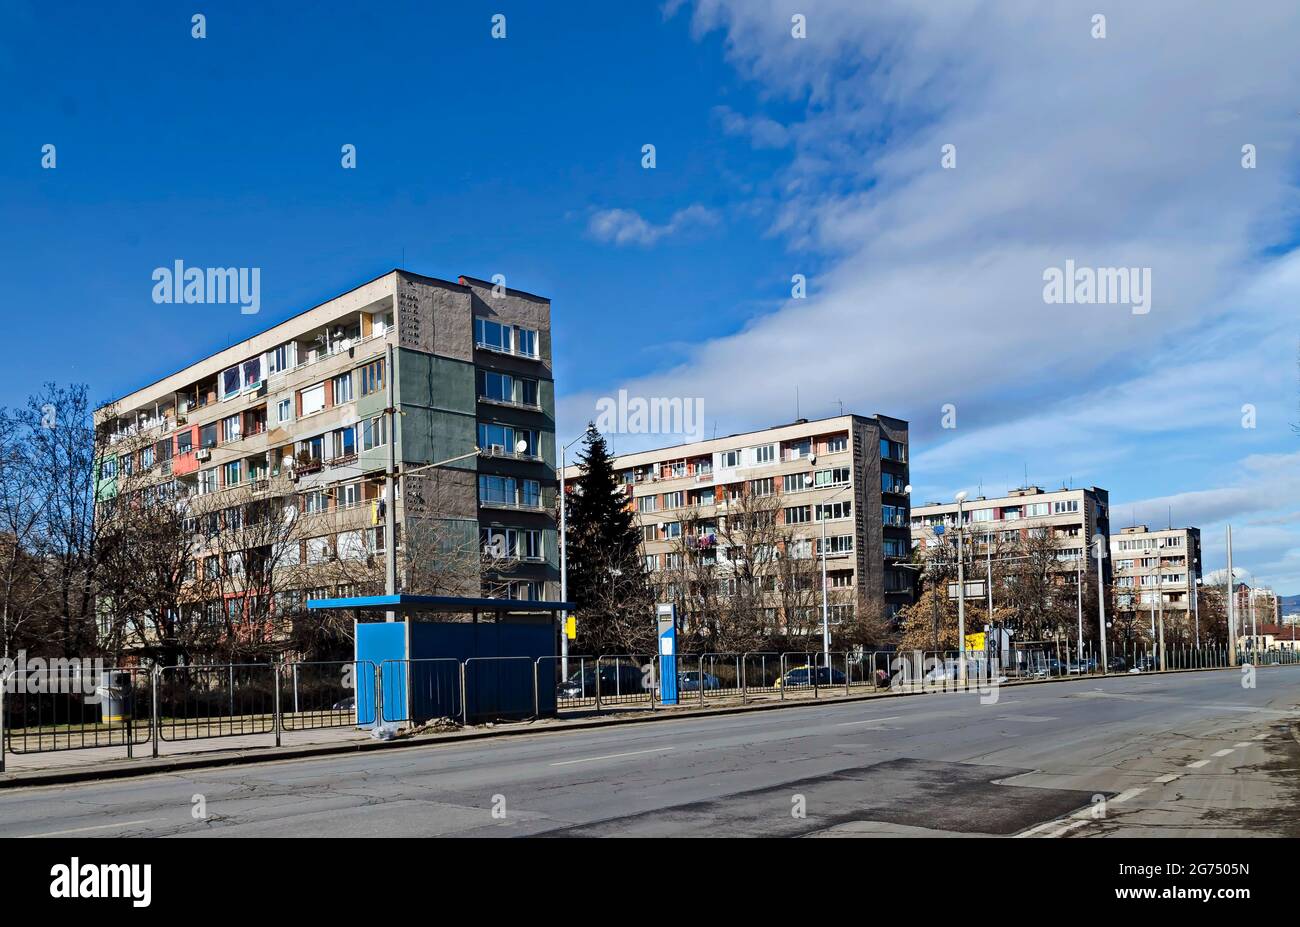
[1110,524,1202,616]
[912,485,1111,582]
[565,413,914,632]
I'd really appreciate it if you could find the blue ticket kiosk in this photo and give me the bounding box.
[657,602,678,706]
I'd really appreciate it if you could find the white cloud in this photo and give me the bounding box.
[564,0,1300,588]
[587,204,719,247]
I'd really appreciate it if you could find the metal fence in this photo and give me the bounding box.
[4,645,1296,770]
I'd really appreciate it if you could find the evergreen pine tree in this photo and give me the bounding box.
[563,425,653,653]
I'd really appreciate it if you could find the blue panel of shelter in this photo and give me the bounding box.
[355,621,408,726]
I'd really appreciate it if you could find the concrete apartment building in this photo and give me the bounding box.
[95,270,559,647]
[1110,525,1202,619]
[911,485,1112,585]
[567,414,914,630]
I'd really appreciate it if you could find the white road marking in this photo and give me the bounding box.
[1187,760,1210,768]
[1211,748,1235,757]
[550,747,673,767]
[1253,732,1270,740]
[836,715,904,727]
[1233,742,1252,748]
[1153,773,1180,784]
[1112,787,1147,803]
[19,818,162,838]
[996,715,1058,722]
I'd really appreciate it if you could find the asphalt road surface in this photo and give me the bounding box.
[3,666,1298,838]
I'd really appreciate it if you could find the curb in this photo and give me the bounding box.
[0,661,1273,790]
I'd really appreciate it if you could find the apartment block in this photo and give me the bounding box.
[912,485,1112,583]
[1110,525,1202,614]
[95,270,559,645]
[567,414,913,631]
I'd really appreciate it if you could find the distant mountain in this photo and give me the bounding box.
[1281,594,1300,614]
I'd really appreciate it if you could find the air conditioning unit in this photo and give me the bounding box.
[195,448,211,461]
[490,444,505,455]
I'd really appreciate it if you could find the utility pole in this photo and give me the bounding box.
[1226,526,1237,665]
[1094,532,1109,674]
[383,342,397,622]
[1076,556,1084,669]
[955,491,968,683]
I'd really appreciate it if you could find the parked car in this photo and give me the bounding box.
[775,665,846,688]
[1106,656,1128,672]
[556,664,649,699]
[331,696,355,711]
[677,671,721,692]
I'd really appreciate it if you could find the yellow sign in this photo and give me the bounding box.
[964,632,986,653]
[565,616,577,640]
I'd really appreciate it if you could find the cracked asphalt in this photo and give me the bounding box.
[2,666,1297,837]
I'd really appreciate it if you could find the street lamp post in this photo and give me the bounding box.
[558,427,595,678]
[1093,532,1109,674]
[1226,526,1238,666]
[955,491,968,684]
[804,475,852,664]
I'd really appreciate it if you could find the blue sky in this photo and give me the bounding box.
[4,1,1299,592]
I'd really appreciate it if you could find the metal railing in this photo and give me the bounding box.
[4,645,1295,770]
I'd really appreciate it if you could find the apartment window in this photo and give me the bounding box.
[663,490,684,509]
[277,398,292,424]
[1053,500,1080,514]
[359,358,385,397]
[478,475,517,506]
[176,432,192,454]
[785,505,811,525]
[754,444,775,465]
[816,501,852,521]
[637,495,658,514]
[222,460,241,487]
[332,373,354,405]
[1027,503,1050,517]
[883,504,906,527]
[268,343,292,375]
[782,473,805,493]
[642,524,659,542]
[523,529,542,560]
[300,383,326,416]
[307,537,331,564]
[338,482,361,509]
[750,477,774,497]
[972,508,993,522]
[221,414,241,443]
[663,522,682,539]
[521,480,541,508]
[242,357,262,390]
[719,449,740,469]
[198,468,217,494]
[331,426,356,459]
[883,537,907,557]
[361,416,387,451]
[140,445,155,469]
[689,489,714,507]
[221,366,241,399]
[515,326,539,357]
[812,467,850,487]
[880,439,906,462]
[785,439,811,461]
[474,318,511,352]
[644,555,659,572]
[477,423,536,456]
[825,435,848,453]
[476,370,524,404]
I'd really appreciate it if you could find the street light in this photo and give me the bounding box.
[954,490,968,683]
[558,426,596,676]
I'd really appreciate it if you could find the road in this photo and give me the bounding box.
[2,666,1298,837]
